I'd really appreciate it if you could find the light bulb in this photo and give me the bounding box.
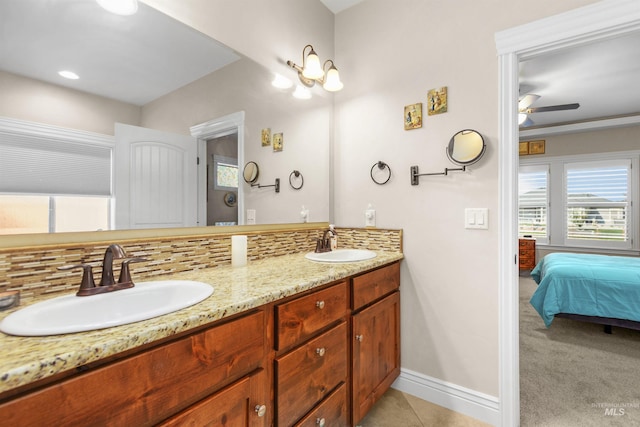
[302,49,324,80]
[323,66,343,92]
[518,112,527,125]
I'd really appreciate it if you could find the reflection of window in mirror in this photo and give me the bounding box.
[212,155,238,190]
[0,195,110,235]
[0,119,113,235]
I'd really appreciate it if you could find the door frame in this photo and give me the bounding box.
[496,1,640,425]
[190,111,245,226]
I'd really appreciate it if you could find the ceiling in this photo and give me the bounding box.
[320,0,365,14]
[518,30,640,131]
[0,0,240,106]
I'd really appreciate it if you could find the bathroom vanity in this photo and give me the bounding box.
[0,252,401,426]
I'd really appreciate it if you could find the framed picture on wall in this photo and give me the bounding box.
[404,103,422,130]
[273,132,283,152]
[427,86,448,115]
[519,141,529,156]
[261,128,271,146]
[528,140,545,154]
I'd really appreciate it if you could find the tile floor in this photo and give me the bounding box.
[358,388,491,427]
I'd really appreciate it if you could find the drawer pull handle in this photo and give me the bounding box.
[254,404,267,417]
[316,347,326,357]
[316,417,326,427]
[316,300,325,309]
[355,334,363,342]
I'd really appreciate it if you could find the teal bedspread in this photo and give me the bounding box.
[530,252,640,327]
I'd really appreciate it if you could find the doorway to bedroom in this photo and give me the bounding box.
[497,2,640,425]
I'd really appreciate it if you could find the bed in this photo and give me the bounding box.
[530,252,640,331]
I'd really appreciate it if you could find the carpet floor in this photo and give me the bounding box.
[520,275,640,426]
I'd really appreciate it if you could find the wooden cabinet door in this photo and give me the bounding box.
[352,291,401,425]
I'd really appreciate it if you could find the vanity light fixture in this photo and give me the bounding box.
[96,0,138,16]
[287,44,343,92]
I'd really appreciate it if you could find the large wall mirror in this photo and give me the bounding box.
[0,0,331,238]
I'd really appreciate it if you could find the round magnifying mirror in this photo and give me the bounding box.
[243,161,260,184]
[446,129,486,166]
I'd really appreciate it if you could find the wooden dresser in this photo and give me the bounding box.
[518,238,536,270]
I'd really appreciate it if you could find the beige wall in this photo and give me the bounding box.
[333,0,599,397]
[522,124,640,157]
[0,71,141,135]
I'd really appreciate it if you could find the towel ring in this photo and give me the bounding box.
[370,161,391,185]
[289,170,304,190]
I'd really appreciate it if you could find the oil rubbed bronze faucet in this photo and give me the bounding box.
[315,228,337,253]
[99,244,127,287]
[58,244,147,296]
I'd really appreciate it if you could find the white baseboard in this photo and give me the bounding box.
[392,368,500,426]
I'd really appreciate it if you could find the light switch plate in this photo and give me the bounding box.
[465,208,488,229]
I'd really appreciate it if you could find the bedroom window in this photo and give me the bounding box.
[518,165,549,243]
[564,159,631,248]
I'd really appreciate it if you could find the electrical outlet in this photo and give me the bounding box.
[300,207,309,223]
[246,209,256,225]
[365,208,376,227]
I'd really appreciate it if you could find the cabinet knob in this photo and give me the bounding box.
[355,334,363,342]
[316,347,326,357]
[316,300,325,309]
[254,404,267,417]
[316,417,326,427]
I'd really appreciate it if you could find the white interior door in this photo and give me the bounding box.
[114,123,197,229]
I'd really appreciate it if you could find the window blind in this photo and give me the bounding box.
[0,131,112,196]
[518,165,549,240]
[565,160,630,243]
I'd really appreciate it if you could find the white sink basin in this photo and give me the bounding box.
[0,280,213,336]
[305,249,377,263]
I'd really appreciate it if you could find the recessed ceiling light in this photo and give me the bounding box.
[96,0,138,16]
[58,70,80,80]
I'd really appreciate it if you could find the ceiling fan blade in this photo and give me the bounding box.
[518,94,541,111]
[525,103,580,114]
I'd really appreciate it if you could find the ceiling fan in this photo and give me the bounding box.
[518,93,580,127]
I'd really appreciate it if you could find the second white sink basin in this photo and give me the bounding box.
[305,249,377,263]
[0,280,213,336]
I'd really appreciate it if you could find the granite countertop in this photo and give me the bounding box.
[0,250,403,396]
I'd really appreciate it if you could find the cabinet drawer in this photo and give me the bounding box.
[276,281,347,351]
[519,239,535,249]
[0,310,265,427]
[159,375,252,426]
[276,322,347,427]
[352,262,400,311]
[295,383,347,427]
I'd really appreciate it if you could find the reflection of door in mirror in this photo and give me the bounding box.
[114,123,197,229]
[207,133,238,226]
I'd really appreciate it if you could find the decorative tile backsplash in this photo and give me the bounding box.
[0,227,402,302]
